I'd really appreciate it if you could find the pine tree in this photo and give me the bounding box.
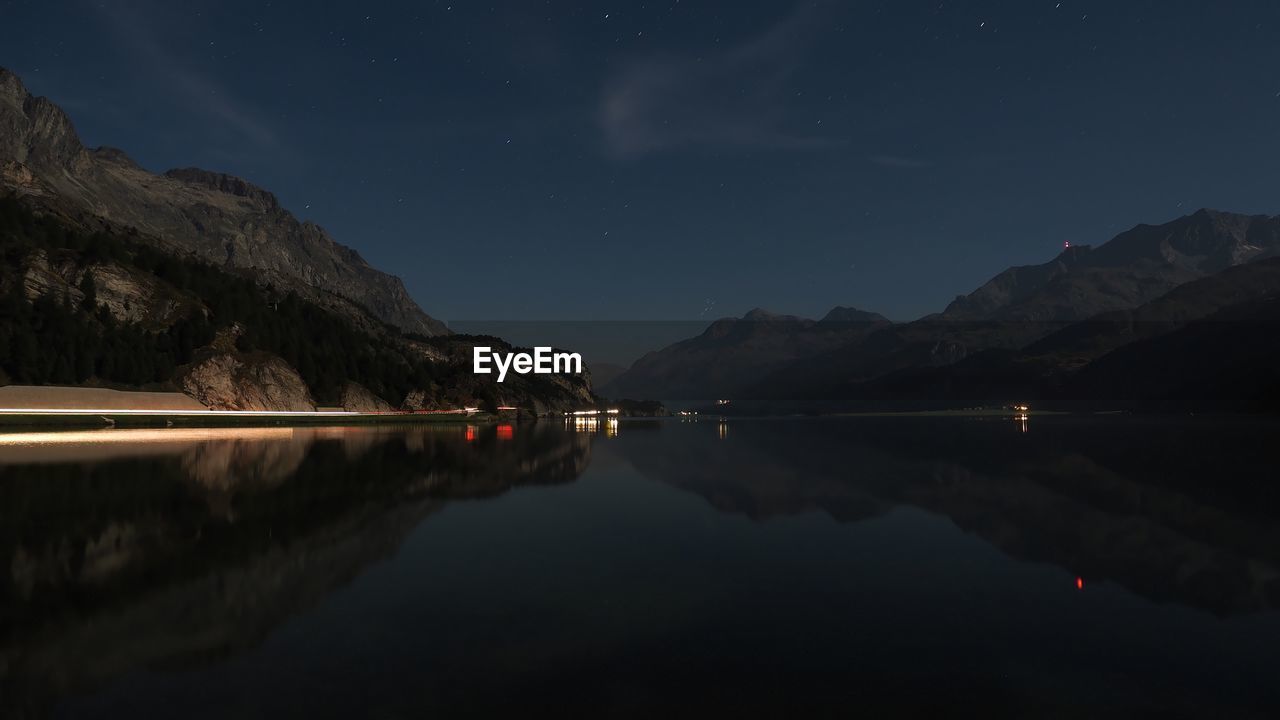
[79,270,98,312]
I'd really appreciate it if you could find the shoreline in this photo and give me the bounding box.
[0,410,495,430]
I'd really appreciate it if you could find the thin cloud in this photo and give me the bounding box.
[91,3,277,149]
[598,4,841,157]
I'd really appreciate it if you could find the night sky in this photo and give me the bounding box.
[4,1,1280,324]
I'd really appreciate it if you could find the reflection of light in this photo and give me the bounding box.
[1015,414,1028,433]
[496,424,514,440]
[565,416,619,436]
[1076,576,1084,590]
[0,407,364,417]
[464,425,477,442]
[0,407,493,417]
[0,427,298,447]
[718,422,728,440]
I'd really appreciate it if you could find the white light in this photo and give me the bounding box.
[0,408,360,417]
[0,408,485,417]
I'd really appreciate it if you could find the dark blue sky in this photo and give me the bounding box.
[3,1,1279,323]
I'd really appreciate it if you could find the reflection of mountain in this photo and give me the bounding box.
[616,418,1280,617]
[0,424,591,719]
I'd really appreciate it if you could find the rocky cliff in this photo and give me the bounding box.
[177,327,316,411]
[0,67,447,337]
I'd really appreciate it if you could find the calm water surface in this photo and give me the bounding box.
[2,416,1280,718]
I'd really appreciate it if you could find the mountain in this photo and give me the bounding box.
[0,68,593,412]
[0,67,446,337]
[943,209,1280,322]
[1059,293,1280,412]
[586,361,627,389]
[0,194,594,412]
[601,307,890,401]
[609,208,1280,409]
[732,210,1280,407]
[1024,255,1280,365]
[754,257,1280,413]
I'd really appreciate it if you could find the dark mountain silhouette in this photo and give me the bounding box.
[1059,294,1280,412]
[602,306,889,401]
[752,258,1280,413]
[943,209,1280,322]
[636,211,1280,411]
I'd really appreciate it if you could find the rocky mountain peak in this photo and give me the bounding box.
[742,307,782,321]
[0,66,86,170]
[0,67,26,103]
[0,66,449,337]
[164,167,281,212]
[943,209,1280,323]
[820,306,889,324]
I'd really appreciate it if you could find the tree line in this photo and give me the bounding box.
[0,195,444,404]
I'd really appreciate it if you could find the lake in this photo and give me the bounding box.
[2,416,1279,718]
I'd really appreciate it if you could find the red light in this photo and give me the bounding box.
[464,426,477,442]
[497,424,514,440]
[1076,576,1084,590]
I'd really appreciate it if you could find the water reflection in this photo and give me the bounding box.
[0,423,589,719]
[3,416,1280,717]
[565,415,619,436]
[614,416,1280,616]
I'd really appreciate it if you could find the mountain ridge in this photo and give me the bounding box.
[609,208,1280,408]
[942,208,1280,323]
[0,66,447,337]
[602,305,890,400]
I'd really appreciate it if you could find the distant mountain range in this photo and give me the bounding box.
[606,208,1280,412]
[0,67,591,412]
[601,306,888,400]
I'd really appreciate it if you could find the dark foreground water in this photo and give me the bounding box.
[3,416,1280,718]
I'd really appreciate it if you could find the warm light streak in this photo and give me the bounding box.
[0,407,361,417]
[0,407,484,417]
[0,427,298,447]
